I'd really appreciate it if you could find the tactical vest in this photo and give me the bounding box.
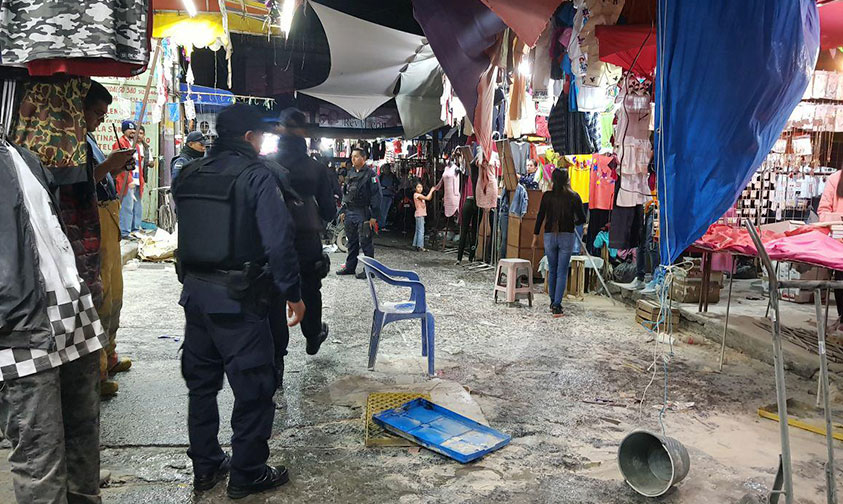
[345,168,372,210]
[172,152,264,271]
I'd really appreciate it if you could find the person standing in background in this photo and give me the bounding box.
[818,167,842,333]
[138,125,152,184]
[412,182,434,251]
[113,120,145,239]
[533,169,586,318]
[171,131,206,183]
[336,147,382,279]
[84,83,135,397]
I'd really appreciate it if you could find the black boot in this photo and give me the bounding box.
[194,455,231,492]
[227,465,289,499]
[306,323,329,356]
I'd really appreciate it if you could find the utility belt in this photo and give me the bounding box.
[177,259,273,306]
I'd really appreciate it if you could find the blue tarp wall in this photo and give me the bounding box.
[655,0,819,264]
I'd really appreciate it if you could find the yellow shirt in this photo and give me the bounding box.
[566,155,591,204]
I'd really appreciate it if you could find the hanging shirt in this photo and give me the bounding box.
[589,154,616,210]
[566,155,592,204]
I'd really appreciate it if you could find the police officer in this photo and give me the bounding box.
[170,130,206,182]
[172,103,305,499]
[268,108,336,383]
[336,146,381,279]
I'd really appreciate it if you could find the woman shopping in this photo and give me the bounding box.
[818,167,842,333]
[532,169,586,317]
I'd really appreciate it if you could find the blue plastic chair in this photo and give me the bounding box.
[360,256,435,377]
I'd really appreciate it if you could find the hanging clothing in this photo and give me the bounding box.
[0,142,104,381]
[510,184,530,218]
[510,141,531,175]
[475,161,498,209]
[567,156,591,204]
[1,1,151,73]
[609,204,643,250]
[547,93,595,155]
[589,154,616,210]
[13,79,90,180]
[434,163,461,217]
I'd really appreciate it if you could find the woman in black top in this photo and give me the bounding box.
[532,168,586,316]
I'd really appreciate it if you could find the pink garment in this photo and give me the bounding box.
[818,170,842,218]
[479,0,559,47]
[475,161,498,209]
[766,231,843,271]
[474,62,498,164]
[589,154,616,210]
[434,163,461,217]
[414,193,428,217]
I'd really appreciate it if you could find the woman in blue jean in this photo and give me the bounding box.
[532,169,586,317]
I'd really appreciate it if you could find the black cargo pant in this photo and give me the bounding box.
[270,232,326,369]
[181,301,276,486]
[344,208,374,273]
[0,351,101,504]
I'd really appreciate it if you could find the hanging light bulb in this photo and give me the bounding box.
[278,0,295,36]
[181,0,197,17]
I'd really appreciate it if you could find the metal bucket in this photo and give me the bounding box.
[617,430,690,497]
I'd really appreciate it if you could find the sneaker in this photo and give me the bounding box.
[628,278,646,290]
[194,455,231,493]
[101,379,119,397]
[306,323,329,356]
[336,267,355,276]
[109,357,132,374]
[227,465,289,500]
[551,305,564,318]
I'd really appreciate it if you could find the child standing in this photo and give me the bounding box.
[413,183,434,251]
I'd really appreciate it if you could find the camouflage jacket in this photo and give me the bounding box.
[0,1,149,68]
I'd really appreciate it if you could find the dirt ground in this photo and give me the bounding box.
[0,241,840,503]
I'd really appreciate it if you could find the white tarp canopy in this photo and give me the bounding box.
[300,2,444,137]
[396,44,446,139]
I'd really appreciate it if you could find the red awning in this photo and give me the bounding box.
[594,24,656,77]
[820,1,843,49]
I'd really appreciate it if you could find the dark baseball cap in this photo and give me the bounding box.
[277,107,307,129]
[215,104,273,138]
[121,120,137,132]
[185,131,206,144]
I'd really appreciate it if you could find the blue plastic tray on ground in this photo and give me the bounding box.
[372,398,510,463]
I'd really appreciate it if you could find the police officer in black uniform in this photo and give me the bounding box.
[170,130,206,183]
[336,146,381,279]
[172,103,305,499]
[268,108,336,380]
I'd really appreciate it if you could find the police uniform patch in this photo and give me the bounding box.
[371,177,378,183]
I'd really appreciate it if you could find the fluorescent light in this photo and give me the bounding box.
[181,0,197,17]
[278,0,295,36]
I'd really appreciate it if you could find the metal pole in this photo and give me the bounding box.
[770,288,795,504]
[718,259,736,371]
[814,289,838,504]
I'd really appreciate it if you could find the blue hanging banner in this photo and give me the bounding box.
[655,0,819,265]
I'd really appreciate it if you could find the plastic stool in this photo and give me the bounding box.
[494,258,533,306]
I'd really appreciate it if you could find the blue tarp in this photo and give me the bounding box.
[655,0,819,264]
[178,83,235,108]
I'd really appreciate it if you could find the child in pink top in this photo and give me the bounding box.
[413,183,434,250]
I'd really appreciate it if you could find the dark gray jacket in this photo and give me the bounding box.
[0,142,60,350]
